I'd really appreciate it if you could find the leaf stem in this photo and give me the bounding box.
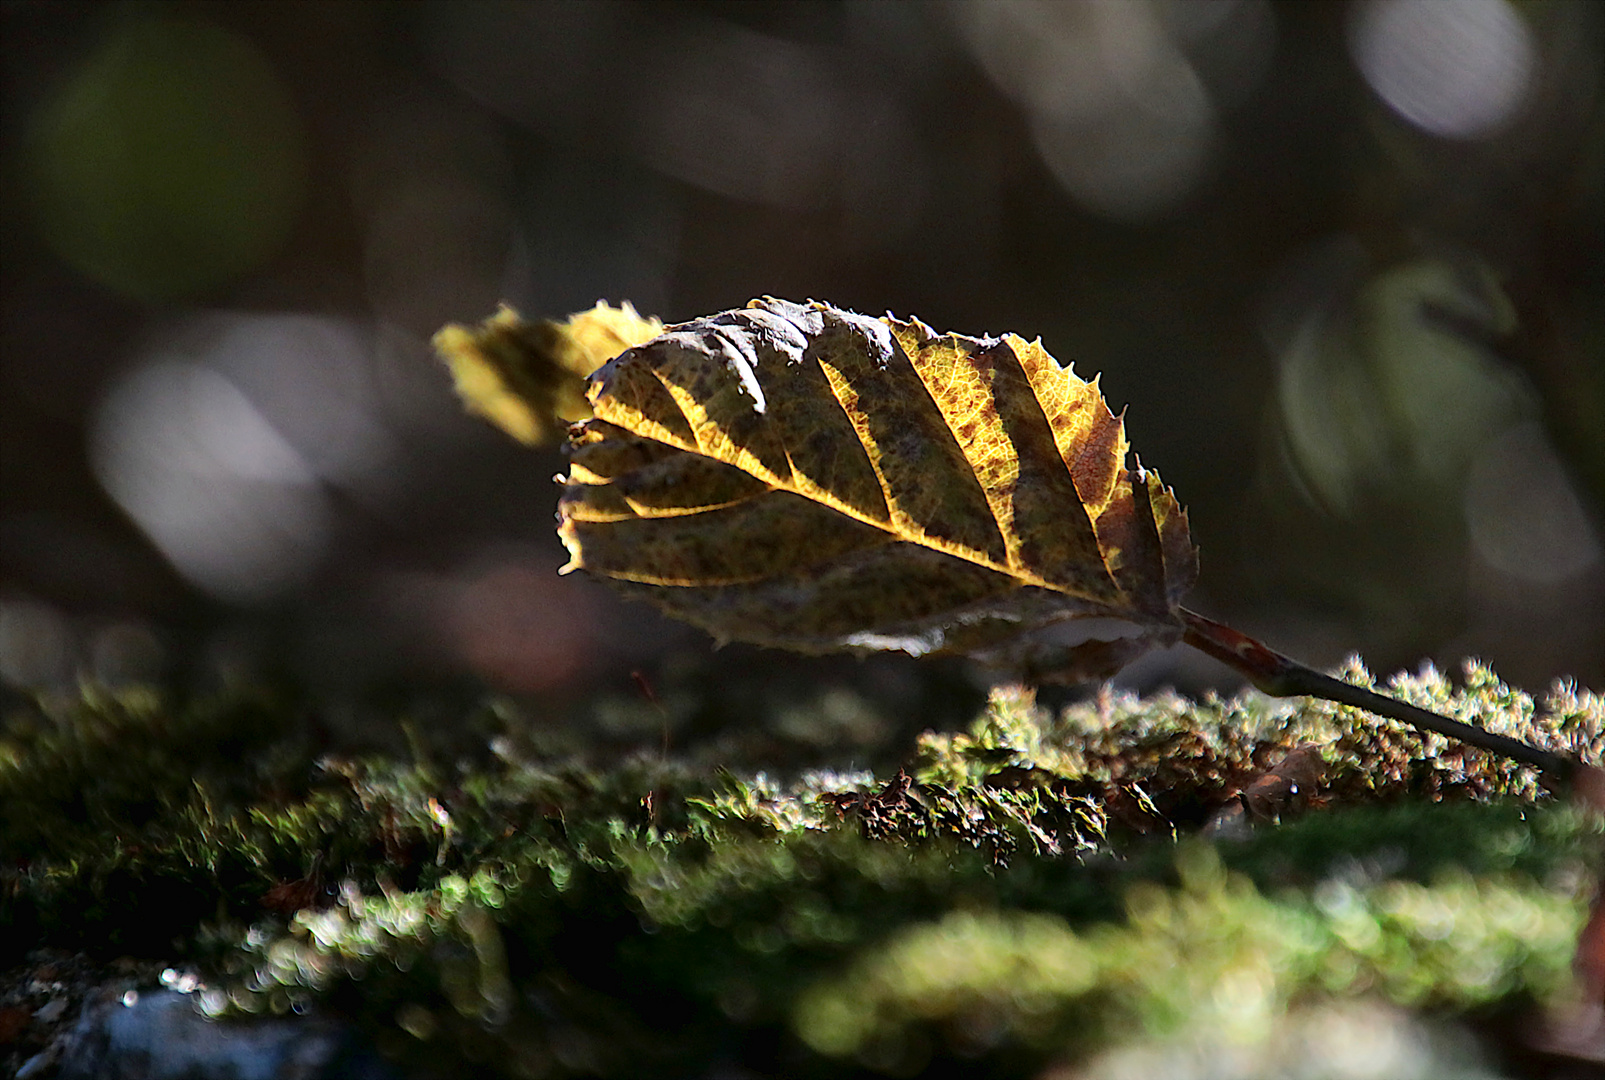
[1177,607,1575,781]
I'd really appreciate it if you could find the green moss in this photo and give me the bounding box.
[793,843,1584,1072]
[2,663,1601,1076]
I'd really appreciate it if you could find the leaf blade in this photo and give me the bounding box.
[557,298,1198,677]
[434,301,663,446]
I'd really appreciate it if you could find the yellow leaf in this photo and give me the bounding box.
[556,298,1198,682]
[438,298,1590,780]
[433,301,663,446]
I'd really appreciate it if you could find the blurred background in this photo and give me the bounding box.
[1,0,1601,744]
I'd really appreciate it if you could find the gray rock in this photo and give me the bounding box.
[52,988,401,1080]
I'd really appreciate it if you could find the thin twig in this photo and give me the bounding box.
[1178,607,1575,781]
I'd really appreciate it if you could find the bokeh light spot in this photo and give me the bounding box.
[92,360,332,603]
[27,16,307,300]
[1273,255,1530,514]
[1350,0,1535,139]
[0,599,73,688]
[448,556,595,693]
[955,0,1266,221]
[1465,423,1603,583]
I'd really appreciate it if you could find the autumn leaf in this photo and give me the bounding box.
[433,301,663,446]
[440,295,1590,791]
[556,297,1197,682]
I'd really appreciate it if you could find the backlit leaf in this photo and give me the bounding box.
[433,301,663,446]
[439,297,1586,792]
[557,298,1197,682]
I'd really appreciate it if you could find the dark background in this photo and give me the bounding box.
[2,0,1601,726]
